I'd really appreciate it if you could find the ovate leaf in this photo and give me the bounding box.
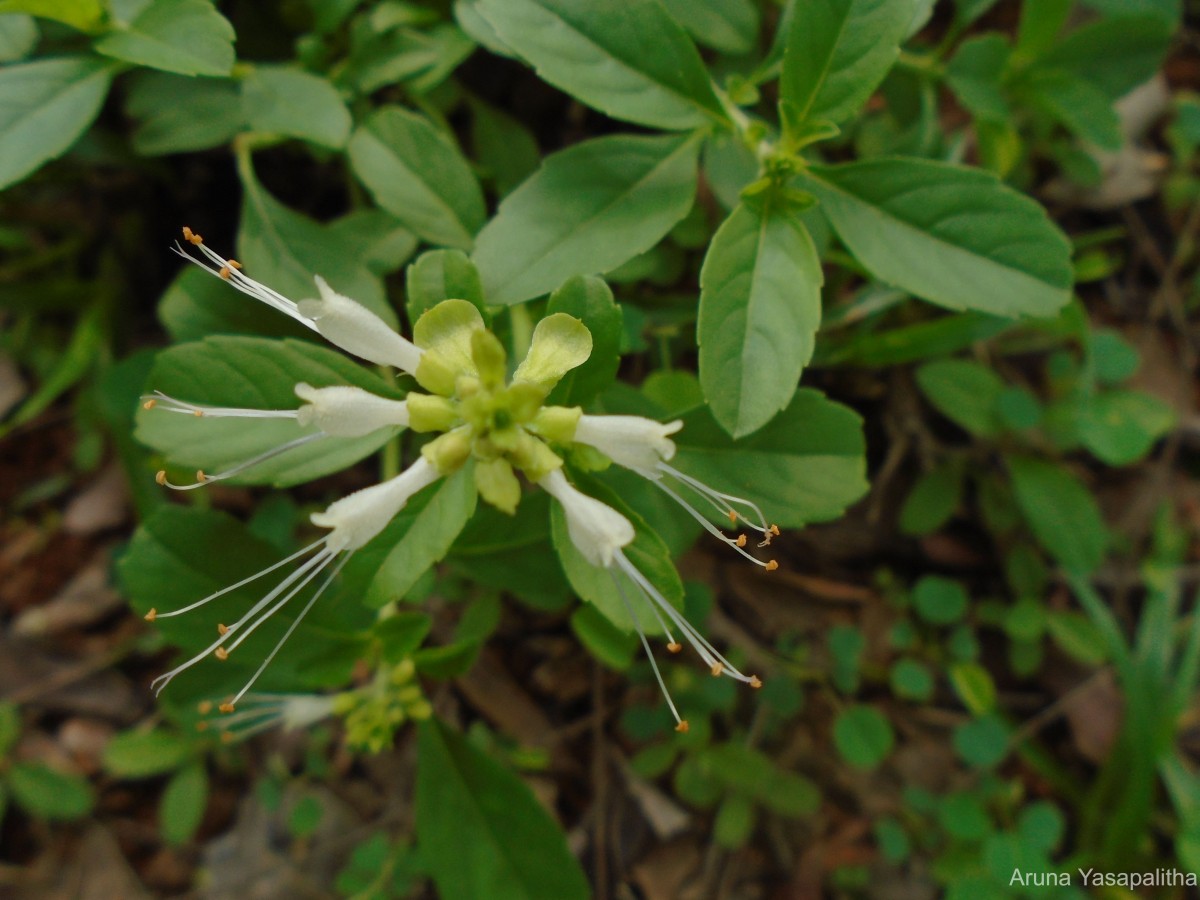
[8,763,94,820]
[417,718,589,900]
[475,0,725,130]
[103,729,189,778]
[126,71,243,156]
[781,0,915,126]
[0,57,112,190]
[136,337,399,486]
[1008,456,1107,574]
[160,762,208,846]
[673,388,868,529]
[659,0,759,54]
[241,66,351,149]
[348,106,485,250]
[915,359,1005,437]
[473,133,699,305]
[94,0,235,77]
[802,158,1073,317]
[698,201,822,438]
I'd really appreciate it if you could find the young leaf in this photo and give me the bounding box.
[698,201,823,438]
[349,107,486,250]
[241,66,351,150]
[358,465,479,608]
[915,359,1005,437]
[546,275,623,407]
[8,763,94,820]
[126,71,243,156]
[1037,14,1173,100]
[94,0,235,77]
[673,388,868,528]
[475,0,726,130]
[801,159,1073,317]
[659,0,759,55]
[0,57,113,190]
[416,718,590,900]
[945,34,1011,123]
[103,729,189,778]
[160,762,208,846]
[136,337,399,486]
[834,705,894,769]
[1008,456,1107,574]
[780,0,915,127]
[406,250,485,323]
[473,133,700,305]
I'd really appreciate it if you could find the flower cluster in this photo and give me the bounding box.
[143,228,779,733]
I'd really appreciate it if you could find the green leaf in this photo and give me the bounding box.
[94,0,234,76]
[241,66,351,149]
[890,658,934,701]
[945,34,1011,123]
[550,471,684,634]
[0,56,112,190]
[1082,0,1179,22]
[937,791,992,841]
[1037,14,1172,100]
[158,267,312,343]
[103,729,189,778]
[406,249,485,323]
[1045,610,1106,665]
[0,0,102,31]
[8,763,94,820]
[915,359,1004,437]
[0,14,38,62]
[326,209,418,277]
[953,714,1009,768]
[1018,801,1064,853]
[1078,389,1175,466]
[471,98,540,197]
[348,106,486,250]
[1090,329,1140,384]
[125,71,242,155]
[672,388,868,529]
[948,661,997,713]
[118,506,370,705]
[416,718,589,900]
[160,762,208,845]
[698,201,822,438]
[0,702,19,758]
[1008,456,1107,574]
[780,0,915,127]
[1015,0,1071,56]
[570,604,636,670]
[913,575,969,625]
[237,171,396,326]
[473,132,700,305]
[801,159,1073,317]
[136,337,398,486]
[899,461,963,535]
[475,0,725,130]
[1019,69,1122,150]
[833,704,894,770]
[659,0,759,54]
[360,465,478,608]
[714,794,756,847]
[546,276,623,407]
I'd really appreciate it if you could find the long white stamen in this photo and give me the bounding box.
[158,432,326,491]
[154,538,326,619]
[652,479,774,569]
[611,571,684,730]
[227,554,349,707]
[615,551,756,685]
[142,391,300,420]
[173,241,317,330]
[150,547,332,694]
[658,463,770,535]
[221,550,335,656]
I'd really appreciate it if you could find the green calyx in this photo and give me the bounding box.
[336,660,431,754]
[404,299,592,512]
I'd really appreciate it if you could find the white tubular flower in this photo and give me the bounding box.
[294,383,409,437]
[174,228,423,375]
[571,413,780,569]
[538,468,634,567]
[146,457,442,711]
[298,277,423,373]
[573,414,682,473]
[541,468,762,733]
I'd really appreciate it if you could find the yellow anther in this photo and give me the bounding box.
[765,560,779,572]
[769,524,780,537]
[711,663,723,677]
[144,608,157,622]
[196,470,207,482]
[142,399,156,410]
[155,470,167,486]
[727,510,738,525]
[219,266,231,279]
[228,259,242,269]
[214,647,229,661]
[667,642,682,654]
[736,534,747,547]
[182,226,195,242]
[220,730,234,743]
[675,720,690,733]
[195,721,208,732]
[217,623,228,635]
[749,676,763,689]
[197,700,213,715]
[218,702,235,714]
[193,409,203,417]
